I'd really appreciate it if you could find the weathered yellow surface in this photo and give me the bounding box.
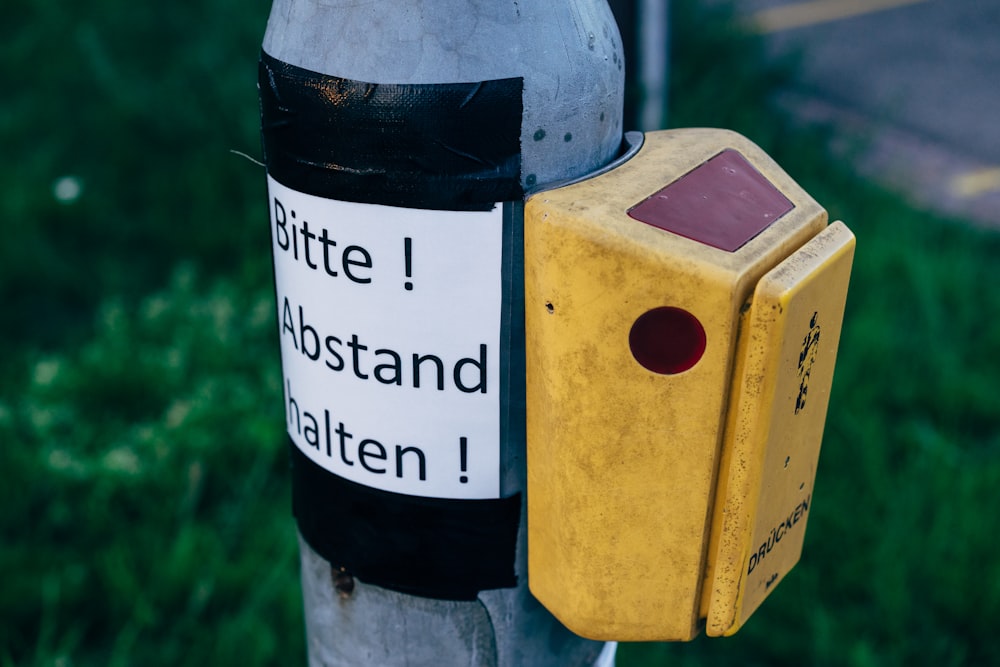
[524,128,835,641]
[704,221,855,636]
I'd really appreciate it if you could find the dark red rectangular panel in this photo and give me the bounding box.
[627,149,794,252]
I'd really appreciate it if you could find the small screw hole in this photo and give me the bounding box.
[333,567,355,599]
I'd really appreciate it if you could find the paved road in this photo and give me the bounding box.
[724,0,1000,227]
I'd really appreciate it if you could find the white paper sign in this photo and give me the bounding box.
[267,176,504,500]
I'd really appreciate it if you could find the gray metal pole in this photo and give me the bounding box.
[262,0,624,190]
[638,0,669,130]
[260,2,625,665]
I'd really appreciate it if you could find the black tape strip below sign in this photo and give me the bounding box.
[259,51,524,211]
[290,441,521,600]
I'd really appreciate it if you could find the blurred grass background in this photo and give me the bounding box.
[2,0,998,665]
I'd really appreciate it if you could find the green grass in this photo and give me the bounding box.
[0,277,303,666]
[2,0,999,665]
[1,0,300,664]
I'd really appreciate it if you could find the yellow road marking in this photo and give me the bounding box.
[950,167,1000,198]
[751,0,929,33]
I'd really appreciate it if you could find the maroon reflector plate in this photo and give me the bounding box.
[627,149,794,252]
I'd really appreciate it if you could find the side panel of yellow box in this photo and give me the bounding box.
[704,221,855,636]
[524,213,735,641]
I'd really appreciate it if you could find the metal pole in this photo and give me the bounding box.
[259,1,625,665]
[638,0,669,130]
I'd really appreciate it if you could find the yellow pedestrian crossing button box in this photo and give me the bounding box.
[524,128,854,641]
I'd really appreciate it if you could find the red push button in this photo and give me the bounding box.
[629,307,706,374]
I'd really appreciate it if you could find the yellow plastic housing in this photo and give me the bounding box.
[524,128,853,641]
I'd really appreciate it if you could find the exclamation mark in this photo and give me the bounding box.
[403,237,414,291]
[459,436,468,483]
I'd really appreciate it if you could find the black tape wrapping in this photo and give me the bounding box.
[262,51,524,599]
[259,51,524,211]
[291,441,521,600]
